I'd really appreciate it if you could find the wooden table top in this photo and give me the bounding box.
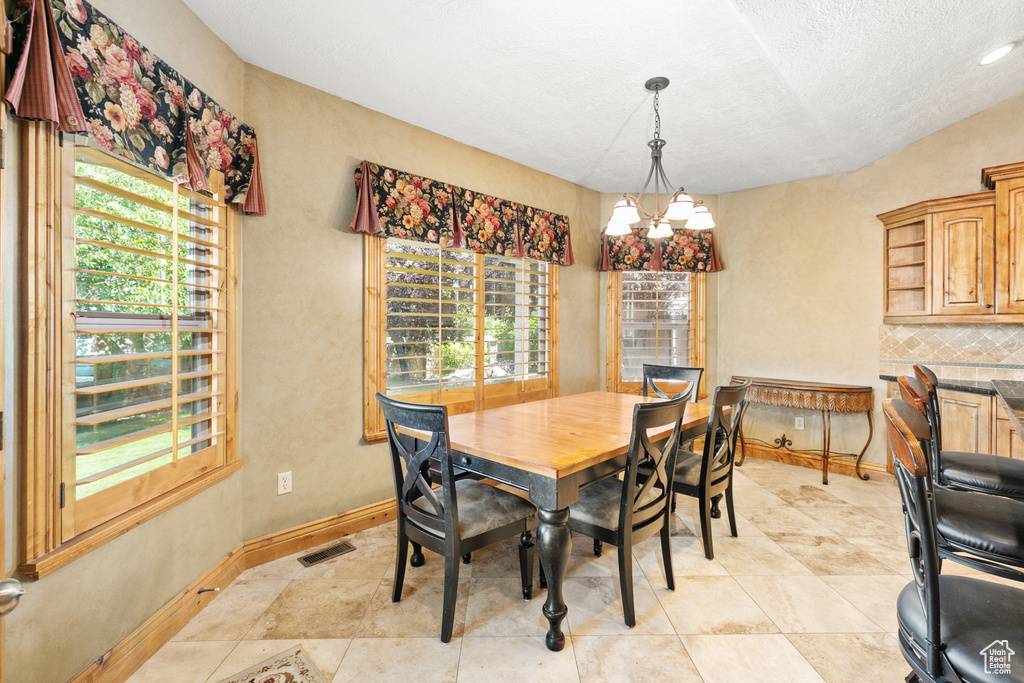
[443,391,712,479]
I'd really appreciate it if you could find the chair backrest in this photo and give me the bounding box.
[642,364,703,402]
[376,393,458,539]
[898,374,942,478]
[696,379,752,493]
[913,364,942,449]
[619,392,691,534]
[883,399,945,678]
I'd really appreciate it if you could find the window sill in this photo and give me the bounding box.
[19,459,244,580]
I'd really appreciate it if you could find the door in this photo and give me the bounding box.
[931,206,996,315]
[996,176,1024,314]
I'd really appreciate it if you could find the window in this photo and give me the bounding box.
[21,130,239,577]
[364,237,558,441]
[606,270,705,395]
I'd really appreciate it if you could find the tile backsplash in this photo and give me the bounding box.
[879,324,1024,382]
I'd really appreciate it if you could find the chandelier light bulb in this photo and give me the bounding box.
[664,191,694,221]
[605,218,633,236]
[981,43,1014,65]
[648,220,673,239]
[610,196,641,224]
[688,205,715,230]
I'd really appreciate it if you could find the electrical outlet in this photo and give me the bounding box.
[795,417,805,430]
[277,471,292,495]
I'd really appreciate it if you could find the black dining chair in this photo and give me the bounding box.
[913,364,1024,501]
[891,387,1024,583]
[667,380,750,560]
[884,398,1024,683]
[642,363,703,402]
[902,371,1024,503]
[377,393,537,643]
[567,392,690,627]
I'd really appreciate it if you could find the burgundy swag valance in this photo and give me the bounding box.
[351,160,574,266]
[4,0,265,215]
[599,226,722,272]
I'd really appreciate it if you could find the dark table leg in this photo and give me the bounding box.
[853,410,873,480]
[537,506,571,651]
[821,409,831,485]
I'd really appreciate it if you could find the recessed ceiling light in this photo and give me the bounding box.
[981,43,1014,65]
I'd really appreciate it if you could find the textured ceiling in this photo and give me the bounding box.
[182,0,1024,194]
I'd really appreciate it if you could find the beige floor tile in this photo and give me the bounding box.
[293,531,395,581]
[801,504,902,538]
[821,481,902,508]
[573,635,703,682]
[356,577,470,639]
[126,641,235,683]
[859,504,908,529]
[239,553,306,582]
[657,576,778,635]
[845,534,914,576]
[245,578,379,640]
[743,507,838,537]
[821,575,910,632]
[736,575,883,634]
[772,535,895,575]
[334,637,461,682]
[173,579,292,642]
[561,575,675,636]
[634,531,731,578]
[457,636,581,683]
[207,639,350,680]
[464,577,550,637]
[681,633,825,682]
[713,536,813,576]
[465,537,534,579]
[727,481,789,507]
[772,485,850,508]
[673,504,768,540]
[788,633,910,683]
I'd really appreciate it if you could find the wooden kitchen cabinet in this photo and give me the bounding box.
[936,388,992,454]
[879,160,1024,323]
[995,399,1024,460]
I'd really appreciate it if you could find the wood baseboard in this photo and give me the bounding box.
[242,497,396,568]
[739,443,891,481]
[72,548,245,683]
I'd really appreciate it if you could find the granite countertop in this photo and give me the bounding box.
[880,374,1024,436]
[878,374,996,396]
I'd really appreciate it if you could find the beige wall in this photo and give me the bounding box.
[715,91,1024,466]
[238,65,603,539]
[2,2,248,682]
[597,192,722,394]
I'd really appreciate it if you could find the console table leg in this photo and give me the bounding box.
[736,420,747,467]
[853,410,873,481]
[821,409,831,485]
[537,507,571,652]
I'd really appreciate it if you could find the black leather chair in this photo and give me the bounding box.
[914,364,1024,501]
[893,385,1024,583]
[642,363,703,402]
[568,392,690,627]
[377,393,537,643]
[885,398,1024,683]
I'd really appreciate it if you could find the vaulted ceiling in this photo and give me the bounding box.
[183,0,1024,194]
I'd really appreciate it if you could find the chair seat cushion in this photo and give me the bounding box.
[934,487,1024,564]
[941,450,1024,499]
[673,450,702,487]
[569,478,656,531]
[412,480,535,540]
[897,575,1024,683]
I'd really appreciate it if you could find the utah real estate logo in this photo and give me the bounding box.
[981,640,1016,675]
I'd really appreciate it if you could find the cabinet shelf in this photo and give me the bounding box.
[888,239,927,249]
[887,285,926,292]
[888,260,926,267]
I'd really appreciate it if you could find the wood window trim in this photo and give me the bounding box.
[20,123,241,579]
[605,270,706,397]
[363,236,560,443]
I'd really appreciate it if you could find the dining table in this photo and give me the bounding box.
[438,390,712,651]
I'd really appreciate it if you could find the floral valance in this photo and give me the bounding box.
[599,226,722,272]
[351,160,574,265]
[4,0,265,215]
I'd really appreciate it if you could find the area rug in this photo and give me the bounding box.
[214,646,327,683]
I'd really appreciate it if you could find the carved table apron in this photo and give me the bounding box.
[731,376,874,484]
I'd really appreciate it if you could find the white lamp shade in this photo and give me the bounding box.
[605,218,633,236]
[664,192,694,221]
[611,196,641,224]
[688,205,715,230]
[648,220,673,239]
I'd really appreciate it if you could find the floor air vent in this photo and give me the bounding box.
[298,541,356,567]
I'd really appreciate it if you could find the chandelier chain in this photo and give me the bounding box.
[653,89,661,141]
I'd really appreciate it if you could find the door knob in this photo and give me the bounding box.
[0,578,25,616]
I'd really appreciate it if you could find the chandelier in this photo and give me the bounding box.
[605,77,715,238]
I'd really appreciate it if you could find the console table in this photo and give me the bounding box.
[731,376,874,484]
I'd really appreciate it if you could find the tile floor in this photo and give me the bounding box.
[127,458,993,682]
